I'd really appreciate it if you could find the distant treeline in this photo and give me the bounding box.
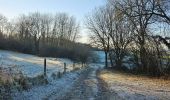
[0,12,93,63]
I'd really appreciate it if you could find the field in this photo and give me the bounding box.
[0,50,78,78]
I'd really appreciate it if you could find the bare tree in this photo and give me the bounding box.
[86,2,134,68]
[0,14,8,34]
[86,7,110,68]
[40,14,53,45]
[152,0,170,24]
[112,0,156,71]
[53,13,79,47]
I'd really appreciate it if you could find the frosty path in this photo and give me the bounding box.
[61,68,98,100]
[48,64,121,100]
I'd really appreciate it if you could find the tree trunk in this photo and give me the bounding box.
[140,44,147,72]
[105,52,108,68]
[34,36,40,55]
[109,52,114,68]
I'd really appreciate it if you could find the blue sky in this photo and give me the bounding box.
[0,0,105,43]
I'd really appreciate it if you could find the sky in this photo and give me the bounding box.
[0,0,105,43]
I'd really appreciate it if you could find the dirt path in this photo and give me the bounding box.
[60,67,98,100]
[46,64,120,100]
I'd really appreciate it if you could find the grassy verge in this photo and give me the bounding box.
[98,69,170,99]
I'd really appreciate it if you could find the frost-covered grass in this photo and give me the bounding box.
[12,67,86,100]
[0,50,80,78]
[99,70,170,100]
[0,50,84,99]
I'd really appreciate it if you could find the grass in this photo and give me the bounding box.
[0,73,13,100]
[99,69,170,99]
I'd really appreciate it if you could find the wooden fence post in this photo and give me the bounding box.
[44,58,46,76]
[64,63,66,73]
[73,63,75,70]
[57,71,61,78]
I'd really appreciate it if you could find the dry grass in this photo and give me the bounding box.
[99,70,170,100]
[0,69,13,84]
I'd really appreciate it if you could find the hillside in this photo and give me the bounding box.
[0,50,76,78]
